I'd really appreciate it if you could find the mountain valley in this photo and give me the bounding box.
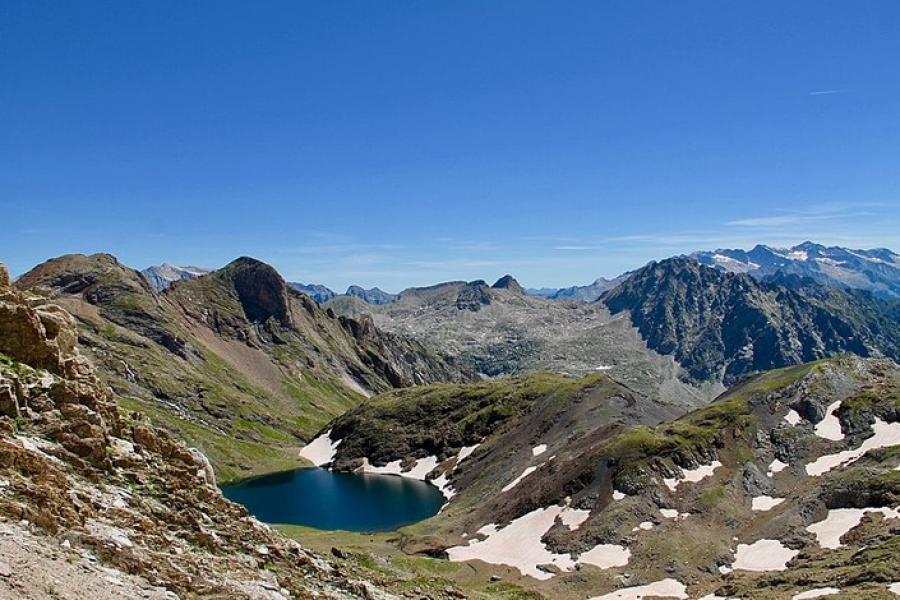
[2,244,900,600]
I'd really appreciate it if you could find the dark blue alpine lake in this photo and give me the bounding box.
[221,468,445,532]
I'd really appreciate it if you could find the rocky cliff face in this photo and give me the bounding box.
[602,257,900,383]
[0,273,394,599]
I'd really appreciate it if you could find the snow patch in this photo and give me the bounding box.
[663,460,722,491]
[806,418,900,476]
[298,430,341,467]
[814,401,844,441]
[447,504,629,580]
[456,444,479,465]
[751,496,785,511]
[890,582,900,595]
[559,508,590,531]
[430,473,455,500]
[359,458,403,476]
[502,465,540,492]
[587,578,687,600]
[632,521,655,532]
[732,539,798,572]
[446,506,573,580]
[578,544,631,570]
[767,458,789,477]
[791,588,840,600]
[784,409,802,426]
[532,444,547,457]
[360,455,439,480]
[403,456,440,479]
[613,490,626,501]
[806,506,900,549]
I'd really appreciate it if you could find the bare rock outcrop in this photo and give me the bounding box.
[0,268,395,598]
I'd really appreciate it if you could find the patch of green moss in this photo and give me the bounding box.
[0,352,36,378]
[843,385,900,415]
[698,484,726,510]
[331,372,615,465]
[611,394,753,475]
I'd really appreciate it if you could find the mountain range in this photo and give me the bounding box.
[691,241,900,298]
[3,243,900,599]
[141,242,900,309]
[141,263,212,292]
[14,253,471,482]
[602,257,900,383]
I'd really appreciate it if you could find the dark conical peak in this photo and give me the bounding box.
[216,257,292,324]
[491,274,525,294]
[221,256,277,273]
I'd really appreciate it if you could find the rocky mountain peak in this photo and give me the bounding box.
[602,256,899,382]
[15,253,152,298]
[216,257,292,325]
[0,262,8,288]
[141,263,211,292]
[289,281,337,303]
[345,285,397,305]
[456,280,492,312]
[491,274,525,294]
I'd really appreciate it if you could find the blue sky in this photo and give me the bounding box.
[2,1,899,291]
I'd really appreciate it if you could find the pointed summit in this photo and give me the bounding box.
[491,274,525,294]
[214,257,292,325]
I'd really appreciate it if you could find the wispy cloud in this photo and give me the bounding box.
[727,202,884,228]
[726,216,801,227]
[809,89,847,96]
[265,203,900,290]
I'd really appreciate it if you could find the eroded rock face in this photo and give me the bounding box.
[0,273,392,598]
[602,257,900,383]
[456,280,493,312]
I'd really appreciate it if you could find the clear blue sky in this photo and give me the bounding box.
[2,1,899,291]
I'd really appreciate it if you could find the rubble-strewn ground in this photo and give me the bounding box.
[329,280,719,411]
[0,519,175,600]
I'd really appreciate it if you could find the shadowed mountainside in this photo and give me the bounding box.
[601,257,900,384]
